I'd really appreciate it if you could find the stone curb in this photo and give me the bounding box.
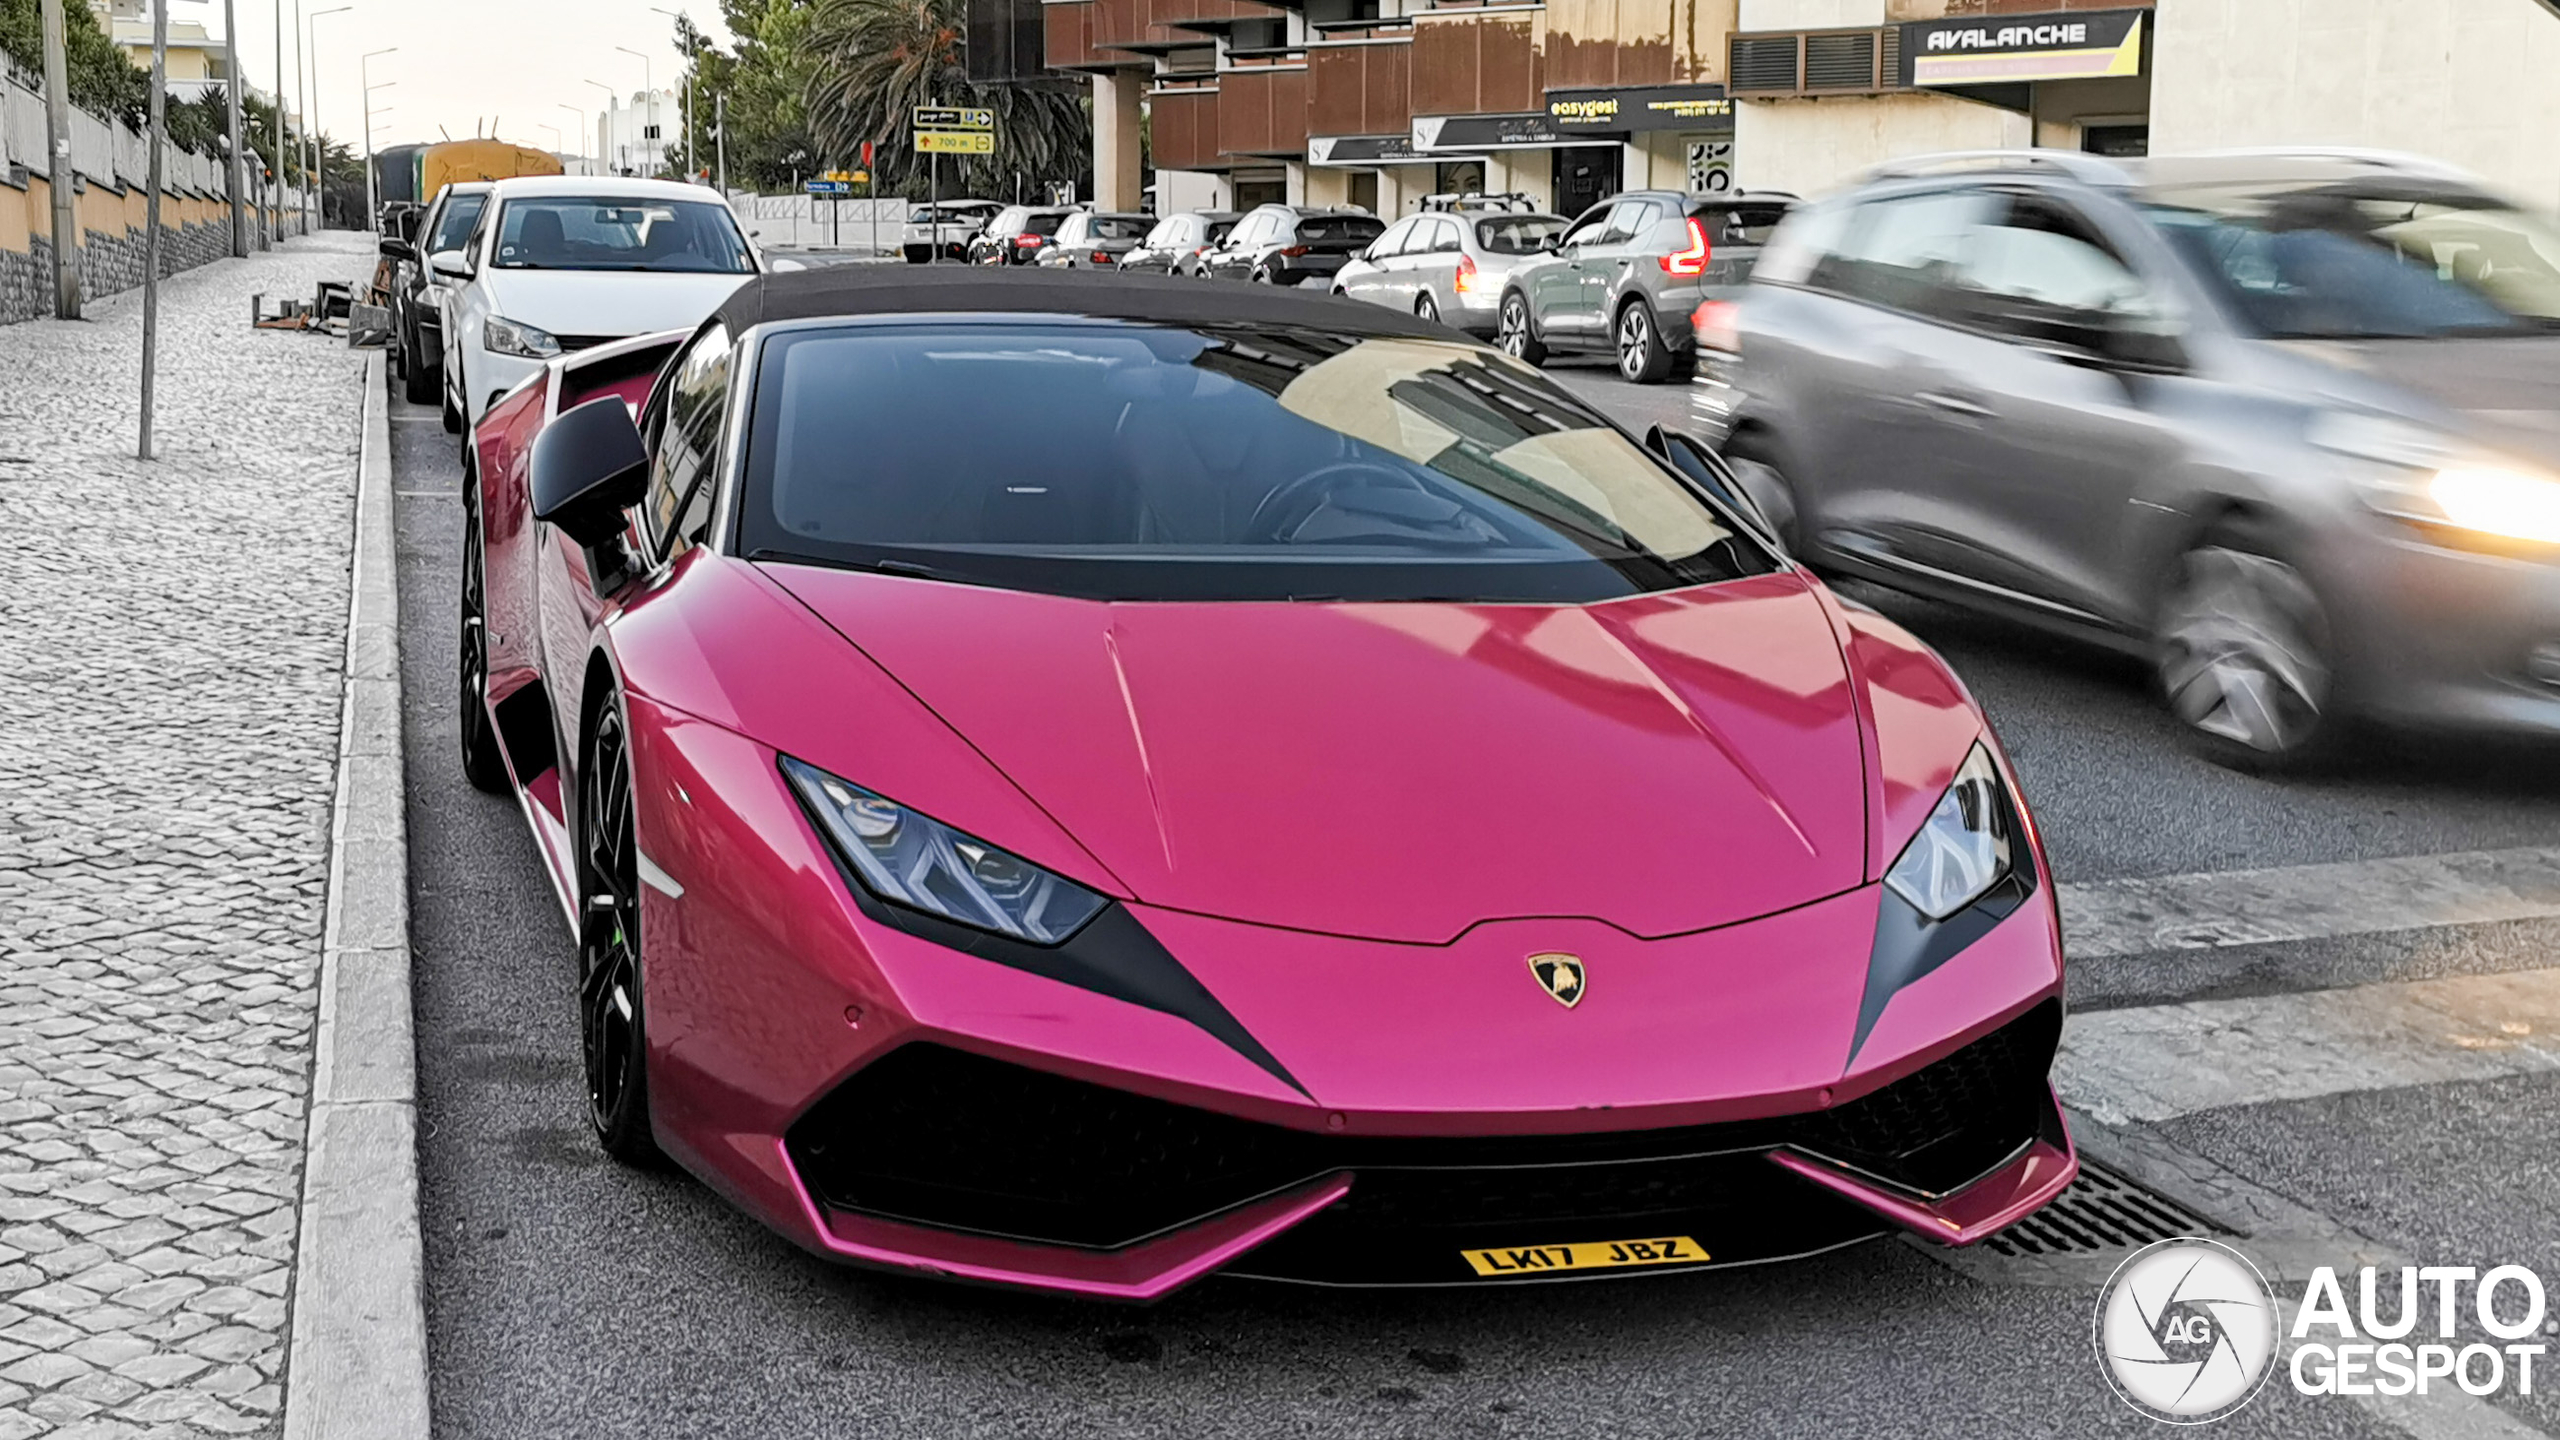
[281,351,432,1440]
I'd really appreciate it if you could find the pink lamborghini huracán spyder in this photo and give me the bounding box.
[458,266,2075,1298]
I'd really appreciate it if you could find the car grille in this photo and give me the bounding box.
[552,335,619,354]
[785,999,2062,1252]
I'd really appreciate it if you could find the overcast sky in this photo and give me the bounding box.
[196,0,734,157]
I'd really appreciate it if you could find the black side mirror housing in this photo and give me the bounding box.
[378,236,415,262]
[1645,425,1782,548]
[2097,321,2189,374]
[532,397,649,551]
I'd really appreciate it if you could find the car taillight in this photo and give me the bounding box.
[1279,245,1308,257]
[1660,216,1711,277]
[1092,250,1113,263]
[1692,299,1741,355]
[1015,233,1043,247]
[1452,252,1487,295]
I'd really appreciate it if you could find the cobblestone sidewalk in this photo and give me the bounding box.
[0,238,372,1440]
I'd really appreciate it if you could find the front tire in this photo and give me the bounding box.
[1416,289,1441,324]
[577,697,665,1167]
[403,327,440,404]
[1616,301,1672,383]
[1498,291,1546,366]
[457,470,511,794]
[2154,521,2341,772]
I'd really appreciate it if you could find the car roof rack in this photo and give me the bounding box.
[1862,149,2134,187]
[1420,190,1537,213]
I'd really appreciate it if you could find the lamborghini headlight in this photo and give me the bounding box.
[483,314,561,360]
[1882,744,2017,922]
[780,756,1107,944]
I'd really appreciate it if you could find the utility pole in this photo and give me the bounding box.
[295,0,308,234]
[141,0,169,461]
[714,91,726,194]
[222,0,248,255]
[309,6,347,230]
[273,0,285,242]
[361,49,395,230]
[37,0,80,318]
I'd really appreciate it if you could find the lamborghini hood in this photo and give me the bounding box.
[765,567,1869,944]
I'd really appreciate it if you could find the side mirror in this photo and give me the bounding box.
[429,249,471,280]
[1645,425,1783,548]
[378,236,415,262]
[2096,320,2189,374]
[1538,235,1562,253]
[531,397,649,551]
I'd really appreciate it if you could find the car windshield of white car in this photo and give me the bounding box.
[1296,217,1385,246]
[429,194,486,255]
[2148,183,2560,338]
[740,321,1777,602]
[491,198,753,274]
[1477,216,1566,254]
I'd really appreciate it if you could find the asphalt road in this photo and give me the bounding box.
[396,356,2560,1439]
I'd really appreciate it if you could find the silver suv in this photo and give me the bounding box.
[1720,149,2560,768]
[1498,190,1794,383]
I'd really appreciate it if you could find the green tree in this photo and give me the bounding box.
[672,1,823,192]
[0,0,147,125]
[803,0,1088,200]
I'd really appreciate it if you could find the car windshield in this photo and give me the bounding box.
[742,321,1774,603]
[2147,184,2560,338]
[492,197,753,273]
[428,193,485,254]
[1204,219,1237,244]
[1477,216,1566,254]
[1298,216,1385,245]
[1090,216,1152,240]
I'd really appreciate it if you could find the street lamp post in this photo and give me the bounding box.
[360,48,394,231]
[613,46,653,177]
[557,103,587,174]
[308,5,349,230]
[649,7,689,181]
[273,0,287,242]
[581,79,617,174]
[536,122,561,163]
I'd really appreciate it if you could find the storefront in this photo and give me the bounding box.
[1895,7,2152,156]
[1547,83,1738,205]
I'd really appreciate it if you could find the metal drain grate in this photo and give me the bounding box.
[1982,1161,2221,1257]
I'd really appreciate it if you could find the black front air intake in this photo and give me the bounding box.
[785,1000,2064,1253]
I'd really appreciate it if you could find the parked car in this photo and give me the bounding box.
[1124,210,1237,275]
[438,176,759,432]
[901,200,1003,263]
[1497,191,1795,383]
[1721,148,2560,768]
[380,180,490,405]
[1197,206,1385,285]
[459,262,2071,1295]
[969,205,1078,266]
[1035,211,1154,268]
[1334,207,1567,334]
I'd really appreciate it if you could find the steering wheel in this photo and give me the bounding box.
[1244,462,1435,543]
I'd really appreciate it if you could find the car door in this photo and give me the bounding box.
[1580,199,1662,333]
[540,323,734,768]
[1777,186,1999,569]
[1044,213,1087,266]
[1918,189,2191,622]
[1343,217,1415,303]
[1210,212,1266,280]
[1534,204,1616,337]
[1409,217,1465,312]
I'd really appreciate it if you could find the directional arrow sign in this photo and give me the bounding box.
[915,130,995,155]
[914,105,994,131]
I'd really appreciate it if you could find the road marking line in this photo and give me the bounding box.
[2058,966,2560,1124]
[2058,845,2560,960]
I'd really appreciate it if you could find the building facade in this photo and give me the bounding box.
[992,0,2560,224]
[595,89,679,179]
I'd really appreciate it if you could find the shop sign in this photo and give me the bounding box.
[1308,134,1432,166]
[1546,84,1734,135]
[1412,112,1569,151]
[1898,7,2147,86]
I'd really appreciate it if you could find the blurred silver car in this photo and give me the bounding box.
[1125,211,1237,276]
[1036,211,1155,269]
[1334,206,1567,335]
[1719,148,2560,768]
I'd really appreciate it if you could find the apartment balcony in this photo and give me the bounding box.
[1149,76,1227,170]
[1543,0,1728,90]
[1409,4,1545,118]
[1218,60,1311,158]
[1307,27,1413,140]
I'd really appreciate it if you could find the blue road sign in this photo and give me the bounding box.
[805,180,852,196]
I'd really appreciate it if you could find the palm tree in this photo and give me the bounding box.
[806,0,1089,199]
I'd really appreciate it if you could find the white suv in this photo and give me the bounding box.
[900,200,1002,263]
[437,176,759,431]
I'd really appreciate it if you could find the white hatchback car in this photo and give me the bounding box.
[436,176,760,431]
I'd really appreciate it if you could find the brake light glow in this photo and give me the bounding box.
[1692,299,1741,355]
[1660,216,1712,277]
[1279,245,1309,257]
[1092,250,1113,263]
[1453,252,1487,296]
[1015,233,1043,247]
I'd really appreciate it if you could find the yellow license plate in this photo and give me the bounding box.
[1459,1236,1708,1277]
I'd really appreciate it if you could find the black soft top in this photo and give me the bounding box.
[711,265,1449,341]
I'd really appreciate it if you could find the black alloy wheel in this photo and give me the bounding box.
[1252,265,1276,284]
[1617,300,1672,383]
[1416,289,1441,324]
[1498,291,1546,366]
[457,473,511,794]
[577,699,664,1165]
[402,316,439,405]
[2154,521,2342,771]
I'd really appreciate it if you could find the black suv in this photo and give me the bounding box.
[1197,206,1385,286]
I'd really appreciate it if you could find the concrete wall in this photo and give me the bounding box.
[1739,0,1887,25]
[1734,89,2029,196]
[2151,0,2560,212]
